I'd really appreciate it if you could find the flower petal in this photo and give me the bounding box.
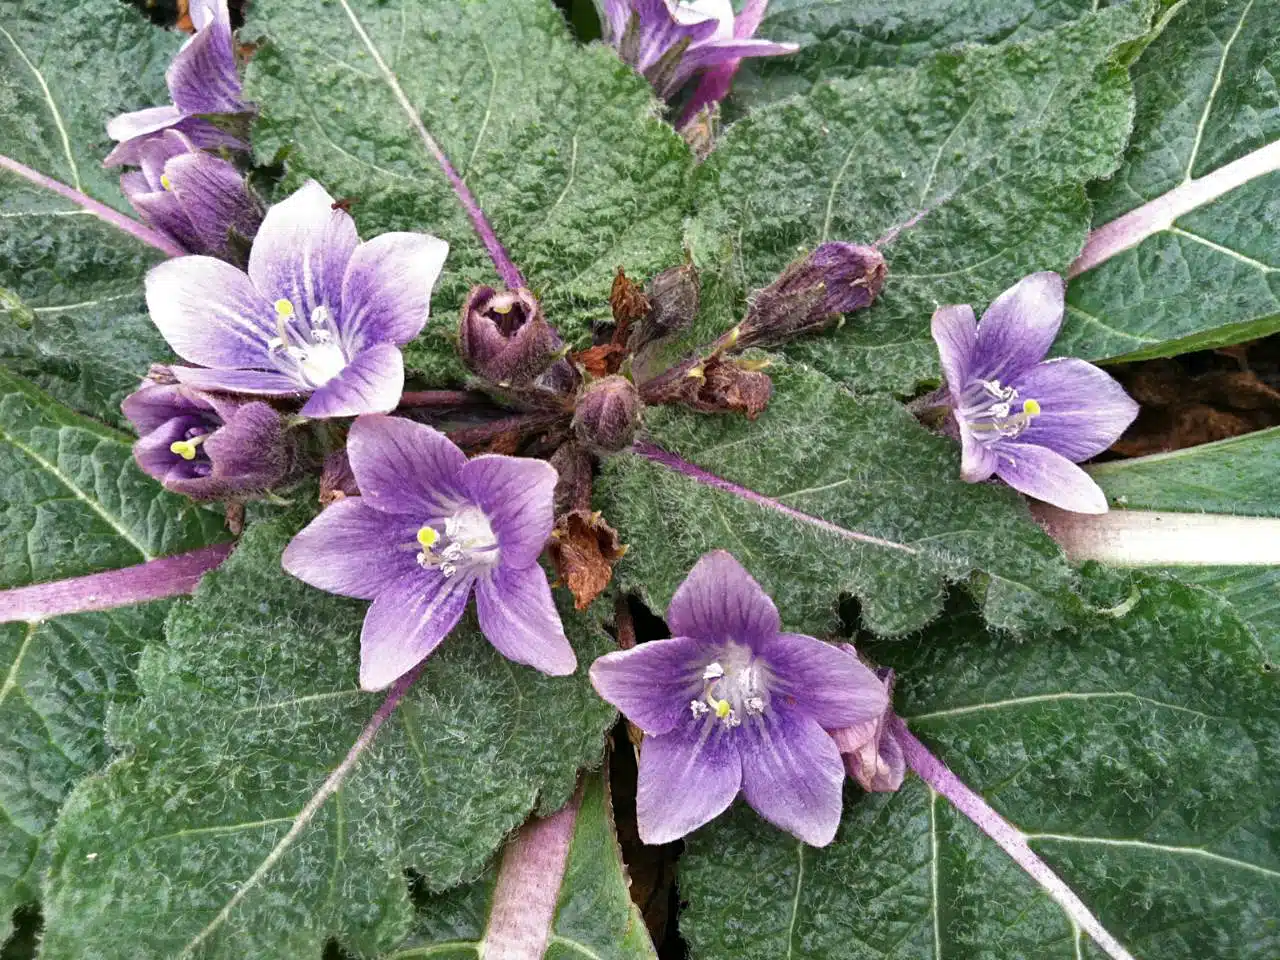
[993,442,1109,514]
[247,180,359,317]
[959,425,998,483]
[171,366,303,396]
[930,303,977,396]
[764,633,888,728]
[460,455,558,569]
[666,550,780,649]
[1011,358,1139,462]
[359,570,473,691]
[282,498,423,600]
[122,383,212,435]
[971,272,1065,384]
[346,414,467,517]
[167,10,244,115]
[105,116,246,167]
[341,232,449,351]
[637,722,742,844]
[739,708,846,846]
[164,149,263,257]
[475,564,576,676]
[105,105,184,147]
[127,186,202,255]
[145,256,276,368]
[299,343,404,419]
[590,636,708,736]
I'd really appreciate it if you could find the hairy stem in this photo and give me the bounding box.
[446,412,567,450]
[397,389,496,410]
[0,154,186,257]
[0,544,233,623]
[1032,505,1280,565]
[892,716,1135,960]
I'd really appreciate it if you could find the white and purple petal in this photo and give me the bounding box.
[1010,358,1138,463]
[170,366,303,396]
[590,636,710,735]
[282,498,425,600]
[341,232,449,352]
[637,721,742,844]
[145,255,276,368]
[167,0,245,116]
[475,564,576,676]
[163,148,263,256]
[970,272,1065,384]
[992,441,1109,514]
[460,455,559,570]
[930,303,977,398]
[763,633,888,729]
[358,569,474,691]
[665,550,780,649]
[299,343,404,419]
[346,415,468,517]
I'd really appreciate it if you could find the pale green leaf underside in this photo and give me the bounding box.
[681,5,1147,395]
[1061,0,1280,362]
[243,0,693,384]
[42,511,618,959]
[681,571,1279,960]
[600,362,1077,639]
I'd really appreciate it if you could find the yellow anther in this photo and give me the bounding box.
[714,699,732,719]
[686,364,706,380]
[416,526,440,549]
[159,173,173,191]
[491,302,514,314]
[169,439,199,461]
[724,325,741,348]
[274,298,295,319]
[1022,398,1041,417]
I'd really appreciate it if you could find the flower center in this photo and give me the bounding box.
[962,378,1042,441]
[413,506,501,578]
[689,643,768,729]
[267,299,348,388]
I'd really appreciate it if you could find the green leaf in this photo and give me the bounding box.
[0,0,182,425]
[724,0,1113,117]
[384,771,656,959]
[42,508,618,959]
[242,0,694,383]
[681,571,1280,960]
[683,5,1150,395]
[599,361,1077,638]
[1061,0,1280,362]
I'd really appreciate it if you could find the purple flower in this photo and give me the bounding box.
[590,551,888,845]
[123,383,288,500]
[600,0,796,107]
[931,272,1139,514]
[828,653,904,794]
[105,0,249,167]
[282,414,575,690]
[145,180,449,419]
[120,130,262,263]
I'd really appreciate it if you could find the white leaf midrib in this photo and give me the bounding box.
[0,23,82,191]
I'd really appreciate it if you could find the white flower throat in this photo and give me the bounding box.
[267,299,347,387]
[689,642,768,729]
[963,378,1042,440]
[415,506,500,579]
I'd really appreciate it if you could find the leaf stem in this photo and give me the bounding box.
[0,543,233,623]
[891,716,1136,960]
[0,154,186,258]
[1031,505,1280,565]
[397,389,496,410]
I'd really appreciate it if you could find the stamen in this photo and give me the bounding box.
[274,299,295,319]
[1022,398,1041,417]
[702,662,724,681]
[169,435,205,461]
[159,173,173,191]
[690,700,710,718]
[714,699,732,719]
[745,696,765,714]
[416,526,439,549]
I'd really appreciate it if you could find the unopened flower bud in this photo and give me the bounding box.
[122,384,289,501]
[572,376,643,452]
[319,450,359,506]
[631,263,700,353]
[828,650,904,794]
[738,243,886,349]
[460,285,577,391]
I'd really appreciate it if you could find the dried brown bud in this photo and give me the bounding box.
[649,355,772,419]
[631,263,699,352]
[548,509,628,610]
[610,267,651,327]
[572,375,643,452]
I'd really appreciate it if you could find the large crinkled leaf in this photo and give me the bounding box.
[681,571,1279,960]
[41,509,617,959]
[243,0,693,383]
[680,4,1149,395]
[382,771,655,959]
[599,361,1077,638]
[0,0,181,426]
[1061,0,1280,361]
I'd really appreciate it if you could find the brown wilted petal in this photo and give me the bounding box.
[548,509,628,610]
[610,267,652,327]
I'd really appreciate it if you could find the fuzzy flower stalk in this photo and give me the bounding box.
[591,551,888,845]
[599,1,795,120]
[145,180,449,418]
[931,272,1138,513]
[283,415,575,690]
[105,0,249,166]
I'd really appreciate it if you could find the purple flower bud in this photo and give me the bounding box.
[122,383,289,501]
[827,650,905,794]
[931,272,1139,514]
[572,376,643,452]
[590,551,889,845]
[460,286,577,390]
[737,242,887,349]
[120,130,263,264]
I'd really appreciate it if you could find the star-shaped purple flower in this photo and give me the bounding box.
[590,551,888,846]
[282,415,576,690]
[105,0,249,167]
[145,180,449,419]
[931,272,1139,514]
[600,0,796,105]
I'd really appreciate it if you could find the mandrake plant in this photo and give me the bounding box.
[0,0,1277,958]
